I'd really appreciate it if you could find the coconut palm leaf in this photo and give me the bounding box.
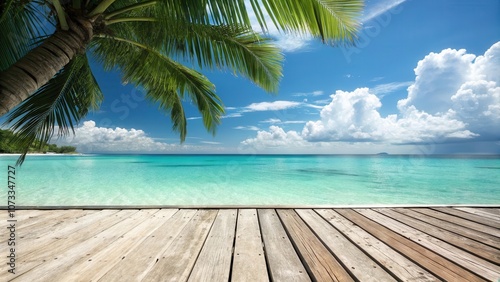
[142,0,362,44]
[251,0,363,44]
[4,54,103,164]
[0,0,53,71]
[107,18,283,92]
[91,36,223,137]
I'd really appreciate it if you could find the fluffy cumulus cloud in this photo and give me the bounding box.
[243,42,500,149]
[241,126,306,148]
[55,121,216,153]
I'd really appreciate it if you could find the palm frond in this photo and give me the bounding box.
[4,54,103,164]
[253,0,364,44]
[107,18,283,92]
[0,1,54,71]
[146,0,362,45]
[90,36,224,138]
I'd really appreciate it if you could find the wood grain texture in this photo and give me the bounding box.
[188,209,237,282]
[4,207,498,281]
[278,209,353,282]
[259,209,311,282]
[338,209,487,282]
[296,209,396,281]
[315,209,438,281]
[231,209,269,282]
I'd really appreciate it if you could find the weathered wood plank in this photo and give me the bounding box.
[336,209,486,282]
[1,207,498,281]
[231,209,269,282]
[315,209,438,281]
[359,209,498,281]
[411,208,500,248]
[12,209,161,282]
[296,209,395,281]
[386,208,500,264]
[278,209,353,282]
[476,208,500,216]
[21,209,120,254]
[435,208,500,228]
[188,209,237,281]
[258,209,310,282]
[455,207,500,224]
[1,209,91,244]
[52,209,178,281]
[142,209,218,282]
[98,209,197,281]
[1,210,129,280]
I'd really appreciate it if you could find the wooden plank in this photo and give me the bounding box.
[386,208,500,264]
[47,209,179,281]
[336,209,486,282]
[142,209,218,282]
[315,209,438,281]
[188,209,237,282]
[20,209,120,255]
[1,209,91,244]
[1,209,133,281]
[359,209,498,281]
[436,208,500,228]
[455,207,500,224]
[476,208,500,216]
[11,209,161,282]
[410,208,500,247]
[296,209,395,281]
[17,210,93,236]
[231,209,269,282]
[98,209,198,281]
[278,209,353,282]
[258,209,310,282]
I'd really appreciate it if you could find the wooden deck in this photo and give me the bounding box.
[1,207,499,281]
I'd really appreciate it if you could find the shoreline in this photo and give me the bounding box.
[0,153,84,156]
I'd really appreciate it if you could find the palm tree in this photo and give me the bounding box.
[0,0,362,163]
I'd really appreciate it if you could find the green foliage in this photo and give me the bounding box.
[0,129,76,154]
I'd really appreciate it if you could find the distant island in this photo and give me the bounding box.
[0,129,76,154]
[376,152,389,155]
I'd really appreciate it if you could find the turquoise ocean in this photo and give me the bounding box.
[1,154,499,206]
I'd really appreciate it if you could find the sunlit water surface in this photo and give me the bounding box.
[1,154,499,206]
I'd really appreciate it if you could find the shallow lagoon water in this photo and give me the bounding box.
[1,154,499,206]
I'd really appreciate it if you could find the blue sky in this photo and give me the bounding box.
[46,0,500,154]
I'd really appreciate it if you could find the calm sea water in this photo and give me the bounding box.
[1,154,499,206]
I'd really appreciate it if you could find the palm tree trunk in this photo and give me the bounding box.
[0,16,94,116]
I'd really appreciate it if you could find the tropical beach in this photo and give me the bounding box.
[1,0,500,281]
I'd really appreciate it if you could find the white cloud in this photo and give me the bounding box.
[222,113,243,119]
[370,81,412,96]
[261,118,281,124]
[292,90,324,97]
[234,126,260,131]
[55,121,221,153]
[398,48,477,114]
[242,42,500,150]
[200,141,222,145]
[241,126,306,148]
[362,0,407,23]
[301,88,475,143]
[243,101,301,112]
[261,118,306,124]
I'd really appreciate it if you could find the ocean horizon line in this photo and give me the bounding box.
[2,152,499,159]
